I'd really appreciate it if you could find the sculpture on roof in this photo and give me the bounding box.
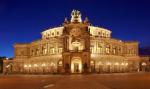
[71,10,82,23]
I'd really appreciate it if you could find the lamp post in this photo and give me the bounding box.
[98,62,102,73]
[114,62,119,72]
[41,63,46,74]
[106,62,111,73]
[125,63,128,72]
[24,64,27,73]
[121,63,125,72]
[34,64,38,73]
[6,58,9,60]
[142,62,147,72]
[28,64,31,73]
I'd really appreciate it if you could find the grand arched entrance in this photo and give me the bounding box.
[71,57,82,73]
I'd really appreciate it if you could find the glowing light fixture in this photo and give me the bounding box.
[42,63,46,67]
[6,65,10,68]
[98,62,102,65]
[107,62,111,65]
[51,63,55,66]
[142,62,146,66]
[115,62,119,65]
[24,65,27,68]
[125,63,128,66]
[121,63,124,66]
[29,64,31,68]
[34,64,38,67]
[72,40,81,47]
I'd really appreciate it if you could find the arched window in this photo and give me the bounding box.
[113,47,117,54]
[103,33,105,37]
[36,48,40,55]
[106,45,110,54]
[58,48,63,53]
[58,61,63,66]
[57,31,59,35]
[98,32,101,36]
[118,47,121,54]
[52,32,54,36]
[90,61,94,65]
[42,46,47,55]
[50,47,55,54]
[50,62,55,67]
[98,43,103,53]
[31,50,34,56]
[90,45,94,53]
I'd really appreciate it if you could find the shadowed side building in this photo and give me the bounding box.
[0,57,6,73]
[0,60,3,73]
[3,10,140,74]
[139,56,150,72]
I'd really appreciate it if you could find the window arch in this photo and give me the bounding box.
[106,45,110,54]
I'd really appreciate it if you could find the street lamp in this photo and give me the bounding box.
[125,63,128,66]
[142,62,146,66]
[114,62,119,72]
[24,65,27,68]
[98,62,102,73]
[106,62,111,72]
[34,64,38,67]
[107,62,111,65]
[41,63,46,73]
[28,64,31,73]
[121,63,125,72]
[115,62,119,65]
[34,64,38,73]
[6,58,9,60]
[125,63,128,72]
[41,63,46,67]
[23,64,28,73]
[121,63,125,66]
[142,62,147,72]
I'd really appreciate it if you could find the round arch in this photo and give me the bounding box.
[71,57,82,73]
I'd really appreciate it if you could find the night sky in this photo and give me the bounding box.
[0,0,150,57]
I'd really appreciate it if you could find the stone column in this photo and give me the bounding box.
[110,44,113,55]
[40,44,43,56]
[46,43,48,54]
[103,43,106,54]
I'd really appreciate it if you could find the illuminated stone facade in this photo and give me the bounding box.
[139,56,150,72]
[3,10,140,74]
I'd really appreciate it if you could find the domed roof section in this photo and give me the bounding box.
[41,27,64,39]
[89,26,112,38]
[41,10,112,39]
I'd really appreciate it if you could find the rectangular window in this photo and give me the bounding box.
[50,48,55,54]
[58,48,63,53]
[106,47,110,54]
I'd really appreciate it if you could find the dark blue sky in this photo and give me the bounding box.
[0,0,150,57]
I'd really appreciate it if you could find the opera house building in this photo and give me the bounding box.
[3,10,140,74]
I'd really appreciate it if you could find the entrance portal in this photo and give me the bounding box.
[71,57,82,73]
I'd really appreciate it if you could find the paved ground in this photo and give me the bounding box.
[0,73,150,89]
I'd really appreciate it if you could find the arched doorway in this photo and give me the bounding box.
[71,57,82,73]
